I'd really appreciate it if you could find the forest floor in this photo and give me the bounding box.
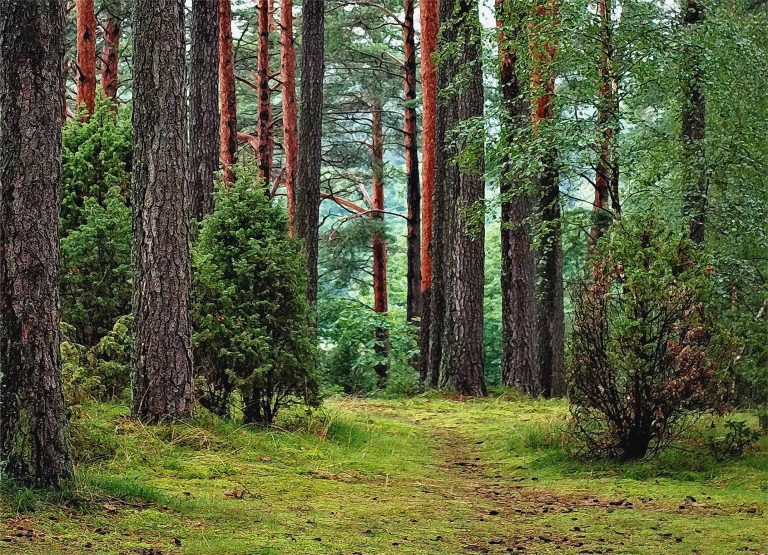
[1,394,767,554]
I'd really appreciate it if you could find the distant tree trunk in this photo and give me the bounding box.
[189,0,220,220]
[76,0,96,116]
[295,0,325,306]
[0,0,74,487]
[589,0,619,249]
[433,0,486,397]
[257,0,273,186]
[281,0,298,233]
[101,0,121,102]
[419,0,438,383]
[497,0,539,395]
[681,0,706,245]
[404,0,421,328]
[131,0,194,423]
[219,0,238,184]
[371,102,390,386]
[530,0,565,398]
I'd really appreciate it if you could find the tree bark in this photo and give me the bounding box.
[497,0,539,395]
[0,0,74,487]
[530,0,566,398]
[281,0,298,233]
[189,0,220,220]
[101,0,121,103]
[219,0,238,184]
[404,0,421,328]
[76,0,97,117]
[257,0,273,186]
[433,0,486,396]
[371,101,389,386]
[131,0,194,422]
[681,0,707,245]
[418,0,437,382]
[295,0,325,306]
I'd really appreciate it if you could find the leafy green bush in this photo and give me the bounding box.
[192,174,320,425]
[705,420,762,461]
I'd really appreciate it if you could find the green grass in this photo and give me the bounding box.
[1,395,767,554]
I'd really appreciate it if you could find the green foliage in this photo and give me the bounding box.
[706,419,763,461]
[192,173,320,424]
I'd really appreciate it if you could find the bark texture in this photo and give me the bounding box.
[257,0,273,185]
[295,0,325,306]
[497,0,539,395]
[371,102,390,385]
[219,0,238,184]
[101,0,121,102]
[76,0,97,116]
[0,0,74,487]
[189,0,220,220]
[281,0,298,233]
[431,0,486,396]
[418,0,438,382]
[131,0,194,422]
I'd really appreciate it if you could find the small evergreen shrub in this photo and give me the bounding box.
[192,174,320,425]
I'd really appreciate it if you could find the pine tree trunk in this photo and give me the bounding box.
[530,0,566,398]
[371,102,390,386]
[434,0,486,397]
[418,0,438,382]
[131,0,194,423]
[295,0,325,306]
[219,0,238,184]
[681,0,707,245]
[101,0,121,102]
[257,0,273,186]
[497,0,539,395]
[76,0,96,116]
[403,0,421,328]
[189,0,220,220]
[281,0,298,233]
[0,0,74,487]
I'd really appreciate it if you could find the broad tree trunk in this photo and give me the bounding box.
[296,0,325,306]
[497,0,539,395]
[101,0,121,102]
[76,0,96,116]
[530,0,566,398]
[419,0,438,383]
[404,0,421,328]
[434,0,486,397]
[681,0,707,245]
[257,0,273,185]
[371,102,390,386]
[189,0,220,220]
[281,0,298,233]
[219,0,238,184]
[132,0,194,422]
[0,0,74,487]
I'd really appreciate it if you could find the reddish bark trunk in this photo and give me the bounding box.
[257,0,273,185]
[281,0,298,234]
[219,0,238,184]
[101,1,121,103]
[418,0,437,382]
[76,0,96,117]
[371,102,389,386]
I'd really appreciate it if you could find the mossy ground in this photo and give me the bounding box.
[1,394,767,554]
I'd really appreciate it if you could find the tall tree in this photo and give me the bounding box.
[430,0,487,396]
[257,0,273,185]
[403,0,421,326]
[296,0,325,306]
[371,100,390,384]
[419,0,438,382]
[101,0,122,103]
[76,0,97,116]
[681,0,707,245]
[0,0,74,487]
[189,0,221,220]
[131,0,194,422]
[219,0,238,184]
[281,0,298,232]
[497,0,539,395]
[530,0,566,398]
